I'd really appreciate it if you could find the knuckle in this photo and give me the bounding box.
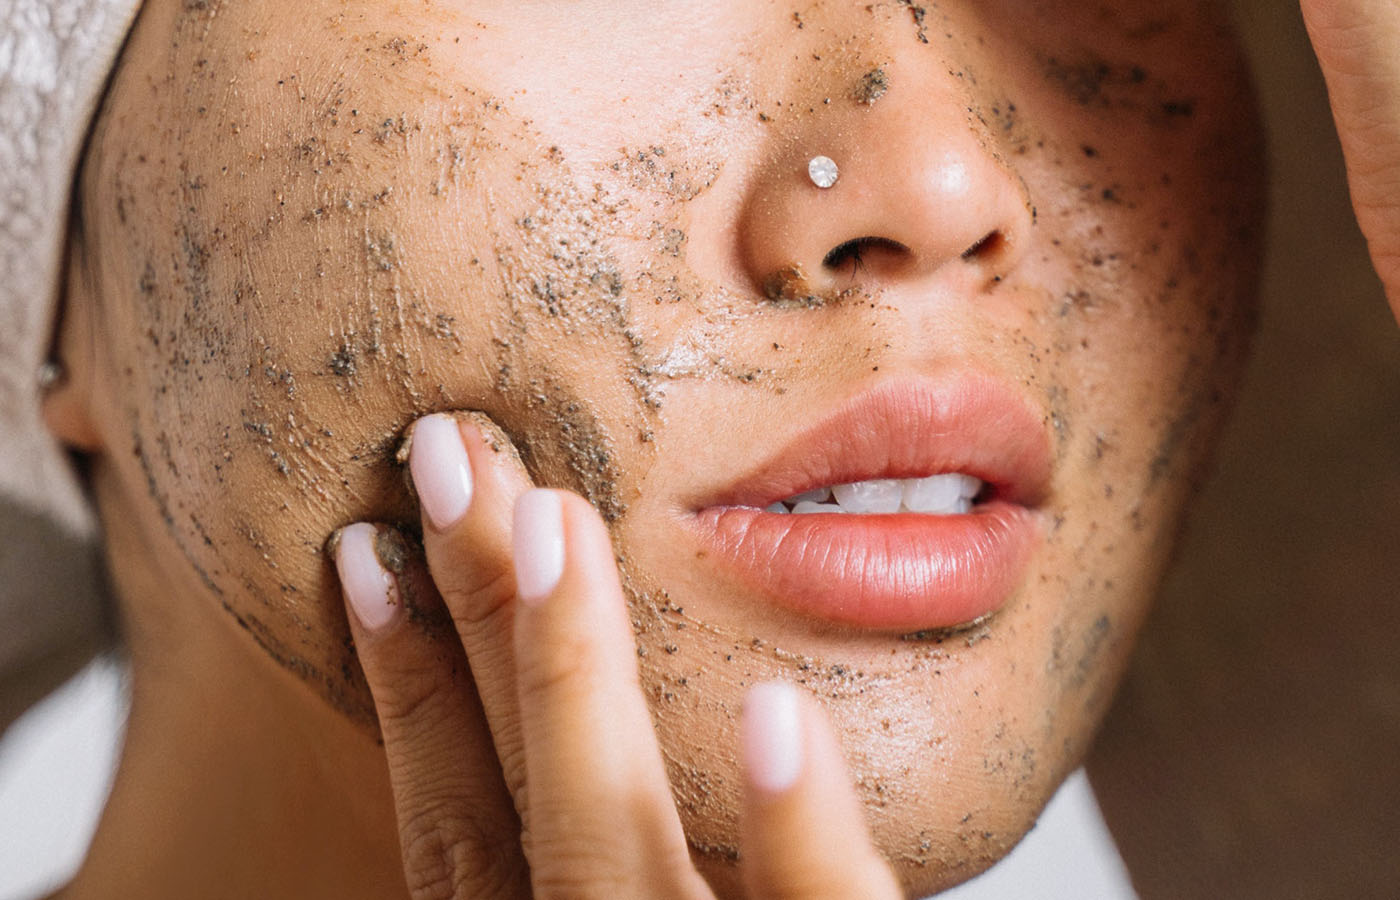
[526,843,631,900]
[374,661,462,734]
[514,638,603,705]
[399,805,524,900]
[531,874,628,900]
[494,738,530,798]
[520,813,706,900]
[438,560,517,634]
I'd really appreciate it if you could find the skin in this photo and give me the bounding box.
[330,446,907,898]
[37,0,1305,896]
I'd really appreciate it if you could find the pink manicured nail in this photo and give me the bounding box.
[743,682,805,794]
[335,523,401,632]
[409,414,474,531]
[512,489,565,606]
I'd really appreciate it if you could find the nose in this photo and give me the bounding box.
[736,61,1033,306]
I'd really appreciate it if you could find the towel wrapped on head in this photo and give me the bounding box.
[0,0,143,733]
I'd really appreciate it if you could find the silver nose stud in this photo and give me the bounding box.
[808,155,839,189]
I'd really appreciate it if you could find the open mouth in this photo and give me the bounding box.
[687,373,1052,632]
[765,474,985,516]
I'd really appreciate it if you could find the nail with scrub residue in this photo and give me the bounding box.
[334,523,402,632]
[409,414,475,531]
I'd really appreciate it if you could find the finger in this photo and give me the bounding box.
[510,489,712,900]
[1301,0,1400,321]
[403,412,536,797]
[334,522,528,900]
[740,682,902,900]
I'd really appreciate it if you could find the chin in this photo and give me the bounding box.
[564,352,1195,894]
[614,495,1157,897]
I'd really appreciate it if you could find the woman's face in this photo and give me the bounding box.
[80,0,1261,891]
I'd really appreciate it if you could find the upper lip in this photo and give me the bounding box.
[693,372,1053,512]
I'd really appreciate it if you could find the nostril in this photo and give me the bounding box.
[961,230,1004,262]
[822,236,911,273]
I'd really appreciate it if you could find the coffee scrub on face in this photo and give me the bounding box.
[56,0,1264,895]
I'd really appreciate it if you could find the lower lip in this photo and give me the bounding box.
[691,502,1040,631]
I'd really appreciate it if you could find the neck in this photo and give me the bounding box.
[58,481,408,900]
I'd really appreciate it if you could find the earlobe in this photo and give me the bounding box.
[41,248,105,454]
[41,364,103,452]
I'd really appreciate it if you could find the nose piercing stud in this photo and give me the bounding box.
[808,155,839,189]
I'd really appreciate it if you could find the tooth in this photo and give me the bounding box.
[790,487,832,504]
[766,502,789,514]
[792,500,843,514]
[956,474,983,500]
[902,474,965,513]
[832,479,904,514]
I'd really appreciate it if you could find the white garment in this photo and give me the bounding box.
[0,658,126,900]
[937,769,1138,899]
[0,659,1137,900]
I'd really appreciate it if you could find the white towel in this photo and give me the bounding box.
[0,0,142,733]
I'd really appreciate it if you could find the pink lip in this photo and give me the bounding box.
[687,374,1052,631]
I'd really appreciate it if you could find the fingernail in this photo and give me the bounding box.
[334,523,402,632]
[512,489,565,606]
[743,682,805,794]
[409,414,474,531]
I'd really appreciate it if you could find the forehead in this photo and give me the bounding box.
[121,0,1238,117]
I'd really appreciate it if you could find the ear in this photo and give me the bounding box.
[41,236,105,453]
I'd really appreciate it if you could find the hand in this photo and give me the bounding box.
[331,412,904,899]
[1302,0,1400,324]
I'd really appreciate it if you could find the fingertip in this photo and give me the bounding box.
[512,488,566,606]
[743,681,806,795]
[406,413,476,532]
[439,410,533,499]
[333,523,403,633]
[740,684,904,899]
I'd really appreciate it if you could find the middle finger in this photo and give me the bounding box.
[405,412,536,799]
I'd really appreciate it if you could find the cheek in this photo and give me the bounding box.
[875,13,1266,555]
[97,39,728,697]
[87,44,599,715]
[1001,76,1262,759]
[1041,143,1260,525]
[985,30,1263,524]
